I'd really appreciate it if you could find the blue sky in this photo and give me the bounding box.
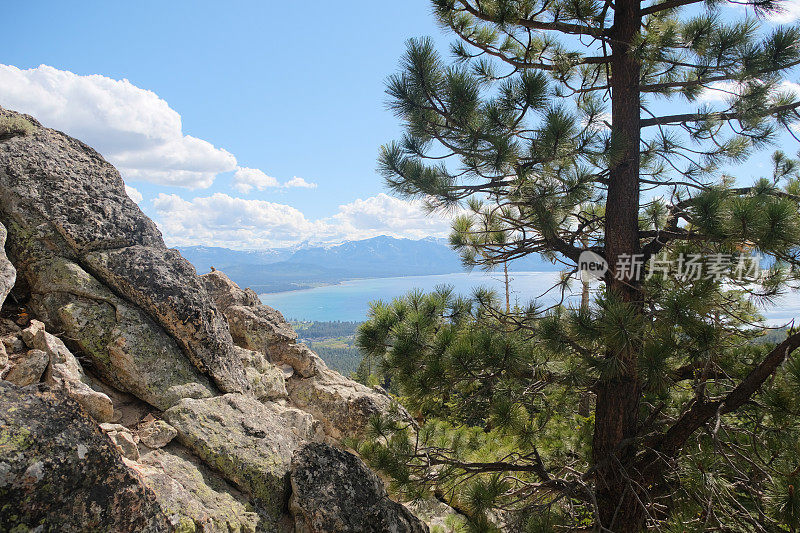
[2,0,799,249]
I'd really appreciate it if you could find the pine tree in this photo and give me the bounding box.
[358,1,800,530]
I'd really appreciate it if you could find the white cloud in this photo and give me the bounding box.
[125,185,143,204]
[698,80,800,105]
[284,176,317,189]
[329,193,453,241]
[233,167,280,194]
[697,80,743,102]
[231,168,318,194]
[766,0,800,22]
[0,64,236,188]
[152,192,456,249]
[153,193,327,249]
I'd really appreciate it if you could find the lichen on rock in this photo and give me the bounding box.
[163,393,321,529]
[25,257,216,410]
[0,222,15,311]
[137,444,260,533]
[0,381,171,532]
[289,442,429,533]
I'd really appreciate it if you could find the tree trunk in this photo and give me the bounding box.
[504,262,511,314]
[592,0,645,529]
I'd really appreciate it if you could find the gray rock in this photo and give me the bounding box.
[1,331,24,354]
[237,346,287,400]
[20,319,44,348]
[289,443,428,533]
[138,420,178,449]
[85,246,248,394]
[0,381,170,532]
[201,269,263,309]
[163,393,320,528]
[99,422,129,433]
[287,366,396,440]
[0,343,7,368]
[109,429,140,461]
[0,107,247,396]
[28,322,114,422]
[4,349,48,387]
[26,256,215,410]
[201,270,396,440]
[0,222,15,309]
[138,444,260,532]
[277,342,324,379]
[200,270,318,376]
[280,364,295,379]
[0,110,163,257]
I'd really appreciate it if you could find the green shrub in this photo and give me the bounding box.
[0,116,36,140]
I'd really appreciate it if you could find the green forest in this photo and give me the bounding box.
[293,321,364,376]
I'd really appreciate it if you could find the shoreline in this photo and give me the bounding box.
[257,270,560,297]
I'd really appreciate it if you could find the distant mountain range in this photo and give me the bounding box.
[178,236,559,293]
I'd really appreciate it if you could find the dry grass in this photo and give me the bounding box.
[0,116,36,140]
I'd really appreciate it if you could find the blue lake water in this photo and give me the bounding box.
[261,271,565,322]
[261,271,799,325]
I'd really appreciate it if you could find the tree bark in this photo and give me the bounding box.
[592,0,646,529]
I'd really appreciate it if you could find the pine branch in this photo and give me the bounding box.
[641,186,800,259]
[640,101,800,128]
[455,0,609,38]
[641,59,800,92]
[640,0,706,16]
[450,22,611,71]
[653,329,800,458]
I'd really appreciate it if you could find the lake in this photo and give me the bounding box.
[261,271,799,325]
[261,271,566,322]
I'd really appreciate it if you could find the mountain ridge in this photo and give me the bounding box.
[178,235,560,293]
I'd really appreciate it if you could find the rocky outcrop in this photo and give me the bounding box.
[0,107,246,394]
[163,393,322,529]
[290,443,429,533]
[0,222,14,368]
[84,246,248,394]
[137,445,260,532]
[201,270,321,377]
[0,381,170,532]
[287,367,395,440]
[202,269,397,440]
[26,256,216,410]
[138,419,178,449]
[4,348,48,386]
[22,319,115,422]
[0,106,425,532]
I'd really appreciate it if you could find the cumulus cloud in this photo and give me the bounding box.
[284,176,317,189]
[697,80,743,102]
[233,167,280,194]
[232,168,318,194]
[125,185,143,204]
[728,0,800,23]
[152,192,456,249]
[778,80,800,96]
[0,64,236,188]
[153,193,326,248]
[329,193,453,241]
